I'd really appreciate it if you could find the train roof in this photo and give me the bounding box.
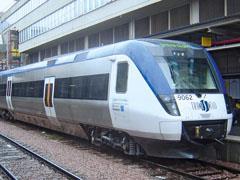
[0,39,203,77]
[0,39,225,95]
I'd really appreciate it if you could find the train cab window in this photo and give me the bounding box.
[116,62,128,93]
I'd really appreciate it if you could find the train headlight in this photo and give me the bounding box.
[159,95,180,116]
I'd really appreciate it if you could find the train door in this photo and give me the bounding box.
[43,77,56,118]
[109,58,129,125]
[6,76,13,110]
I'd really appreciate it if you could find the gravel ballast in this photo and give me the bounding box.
[0,119,156,180]
[2,119,239,179]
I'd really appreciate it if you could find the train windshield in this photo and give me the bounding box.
[155,55,219,93]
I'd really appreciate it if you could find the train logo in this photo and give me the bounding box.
[191,100,217,112]
[200,100,209,112]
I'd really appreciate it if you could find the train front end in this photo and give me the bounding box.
[136,40,232,158]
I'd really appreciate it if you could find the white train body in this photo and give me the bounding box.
[110,55,232,140]
[0,39,232,158]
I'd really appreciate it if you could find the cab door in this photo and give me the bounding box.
[6,76,13,110]
[109,58,129,127]
[43,77,56,118]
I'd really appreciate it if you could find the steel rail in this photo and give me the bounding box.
[141,159,205,180]
[141,158,240,180]
[0,133,82,180]
[0,163,18,180]
[193,159,240,175]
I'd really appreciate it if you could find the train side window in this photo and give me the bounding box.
[0,84,6,96]
[55,78,69,98]
[116,62,128,93]
[12,80,44,98]
[89,74,109,100]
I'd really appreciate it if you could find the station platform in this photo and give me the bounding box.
[228,126,240,138]
[217,126,240,163]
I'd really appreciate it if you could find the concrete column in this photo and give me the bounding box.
[57,44,61,55]
[129,19,135,39]
[38,50,41,62]
[113,27,115,43]
[190,0,199,24]
[84,36,88,49]
[224,0,228,16]
[168,10,171,30]
[149,16,152,35]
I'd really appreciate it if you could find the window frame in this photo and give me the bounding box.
[116,62,129,93]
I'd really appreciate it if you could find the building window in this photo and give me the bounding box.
[51,46,58,56]
[61,42,69,54]
[40,49,45,61]
[45,48,51,58]
[19,0,115,43]
[151,11,168,34]
[116,62,128,93]
[100,28,113,46]
[0,0,47,33]
[170,4,190,29]
[199,0,224,22]
[69,40,75,53]
[76,37,85,51]
[29,52,39,63]
[135,17,150,38]
[114,23,129,43]
[88,33,100,48]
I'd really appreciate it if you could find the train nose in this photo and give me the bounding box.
[183,120,227,141]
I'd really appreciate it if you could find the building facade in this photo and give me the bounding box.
[0,0,240,98]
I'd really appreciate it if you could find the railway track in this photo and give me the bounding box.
[1,119,240,180]
[142,158,240,180]
[0,133,82,180]
[0,163,17,180]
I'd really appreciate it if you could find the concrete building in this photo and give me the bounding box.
[0,0,240,98]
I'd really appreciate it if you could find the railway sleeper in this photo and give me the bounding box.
[82,125,144,156]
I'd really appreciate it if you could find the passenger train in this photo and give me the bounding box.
[0,39,232,158]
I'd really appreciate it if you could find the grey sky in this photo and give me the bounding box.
[0,0,16,13]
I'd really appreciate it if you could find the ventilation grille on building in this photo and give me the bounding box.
[227,0,240,16]
[100,28,113,46]
[212,49,240,74]
[89,33,100,48]
[114,23,129,43]
[135,17,150,38]
[151,11,168,34]
[199,0,224,22]
[170,4,190,30]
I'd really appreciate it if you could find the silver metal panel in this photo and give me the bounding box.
[13,69,44,83]
[14,111,89,139]
[44,58,112,79]
[54,99,112,128]
[11,97,45,116]
[8,58,113,128]
[0,96,7,109]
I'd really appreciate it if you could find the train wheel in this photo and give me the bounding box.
[90,129,101,146]
[122,136,143,156]
[1,110,13,121]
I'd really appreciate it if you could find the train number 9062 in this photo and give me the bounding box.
[176,95,193,101]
